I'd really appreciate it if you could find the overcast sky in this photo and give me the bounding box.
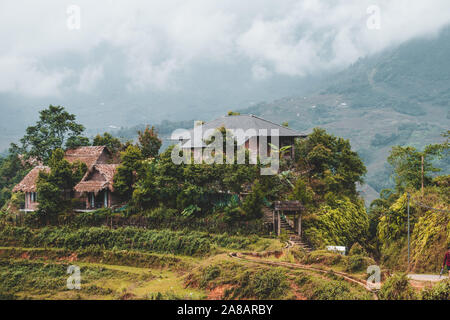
[1,0,449,98]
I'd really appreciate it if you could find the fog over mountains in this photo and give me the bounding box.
[0,1,449,202]
[239,27,450,202]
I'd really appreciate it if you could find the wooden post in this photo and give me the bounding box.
[272,210,275,234]
[277,211,281,236]
[421,155,424,195]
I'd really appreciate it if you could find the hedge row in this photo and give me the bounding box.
[0,225,262,256]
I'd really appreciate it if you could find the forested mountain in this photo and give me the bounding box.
[238,27,450,202]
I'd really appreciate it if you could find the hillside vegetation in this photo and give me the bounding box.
[239,27,450,201]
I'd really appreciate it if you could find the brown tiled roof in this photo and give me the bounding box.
[13,146,112,194]
[12,166,50,192]
[64,146,108,168]
[74,164,119,193]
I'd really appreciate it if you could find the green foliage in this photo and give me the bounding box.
[421,279,450,300]
[0,225,263,256]
[137,125,162,158]
[296,128,366,197]
[36,149,87,223]
[293,270,372,300]
[378,273,417,300]
[227,268,289,299]
[304,197,369,249]
[200,265,221,288]
[92,132,123,155]
[290,177,314,208]
[240,180,264,220]
[65,136,90,149]
[130,145,262,220]
[0,153,30,209]
[348,243,367,256]
[377,193,408,244]
[113,145,144,201]
[309,281,353,300]
[388,144,445,192]
[15,105,87,164]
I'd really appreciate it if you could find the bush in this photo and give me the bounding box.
[421,279,450,300]
[303,198,369,249]
[348,243,367,256]
[310,281,352,300]
[231,268,290,299]
[303,250,344,266]
[200,265,221,288]
[378,273,417,300]
[345,255,374,273]
[0,225,265,256]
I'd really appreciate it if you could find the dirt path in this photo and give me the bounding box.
[408,274,448,282]
[229,252,379,299]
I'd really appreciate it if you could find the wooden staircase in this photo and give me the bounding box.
[279,215,312,252]
[263,205,311,252]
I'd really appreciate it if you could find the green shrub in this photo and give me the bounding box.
[348,243,367,256]
[345,255,375,273]
[0,225,265,256]
[200,265,221,288]
[231,268,289,299]
[303,250,344,266]
[310,281,352,300]
[379,273,417,300]
[250,269,289,299]
[421,279,450,300]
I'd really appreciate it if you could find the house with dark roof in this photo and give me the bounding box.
[173,114,306,160]
[13,146,119,212]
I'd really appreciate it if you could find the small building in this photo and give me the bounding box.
[74,164,119,211]
[173,114,306,160]
[12,165,50,211]
[12,146,119,212]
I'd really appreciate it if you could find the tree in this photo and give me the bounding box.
[387,144,444,193]
[240,180,264,220]
[296,128,366,197]
[36,148,86,223]
[16,105,87,163]
[65,136,90,149]
[0,153,29,208]
[92,132,123,155]
[290,177,314,208]
[113,145,144,201]
[138,125,162,158]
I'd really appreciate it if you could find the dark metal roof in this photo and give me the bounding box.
[171,114,306,147]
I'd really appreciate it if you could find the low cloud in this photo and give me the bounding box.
[76,65,104,93]
[0,56,71,97]
[0,0,449,96]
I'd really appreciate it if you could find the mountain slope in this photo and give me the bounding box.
[240,27,450,201]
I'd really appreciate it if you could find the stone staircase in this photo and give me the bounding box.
[263,206,312,252]
[279,216,312,252]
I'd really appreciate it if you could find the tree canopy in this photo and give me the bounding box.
[138,125,162,158]
[36,148,86,223]
[14,105,87,164]
[295,128,366,198]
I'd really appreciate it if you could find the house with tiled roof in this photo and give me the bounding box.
[74,164,120,211]
[12,166,50,211]
[13,146,119,212]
